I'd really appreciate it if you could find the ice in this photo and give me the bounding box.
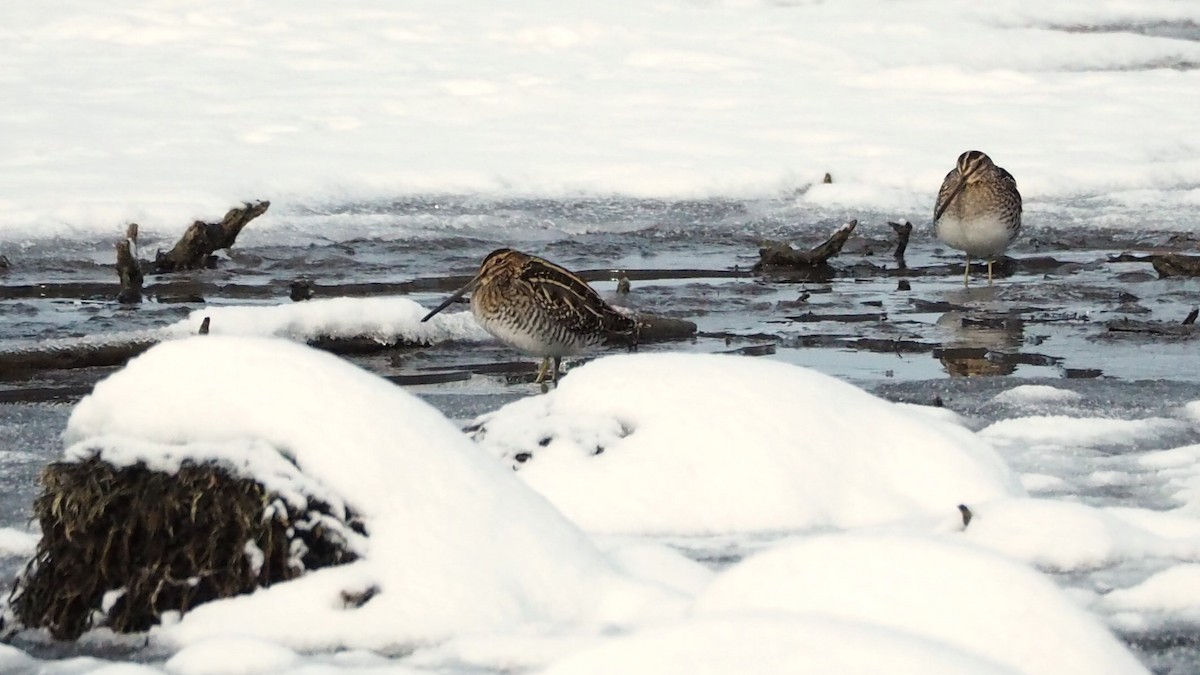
[692,533,1148,675]
[3,0,1200,240]
[469,352,1023,534]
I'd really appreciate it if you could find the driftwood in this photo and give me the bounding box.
[1152,254,1200,278]
[753,220,858,275]
[153,200,270,273]
[115,224,143,304]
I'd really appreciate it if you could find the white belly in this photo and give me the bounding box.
[936,215,1015,259]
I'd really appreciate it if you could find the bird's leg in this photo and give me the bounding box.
[963,256,971,287]
[551,356,562,385]
[534,357,551,384]
[987,259,994,285]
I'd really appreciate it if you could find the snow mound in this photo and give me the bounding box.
[469,353,1023,534]
[693,533,1148,675]
[962,499,1200,572]
[539,614,1020,675]
[63,336,666,651]
[166,636,298,675]
[1101,564,1200,616]
[164,297,487,345]
[980,416,1187,448]
[991,385,1083,406]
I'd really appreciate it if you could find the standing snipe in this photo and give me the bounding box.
[934,150,1023,286]
[421,248,638,385]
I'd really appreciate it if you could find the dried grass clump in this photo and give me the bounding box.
[7,455,363,640]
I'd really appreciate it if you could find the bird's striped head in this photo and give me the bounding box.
[421,248,529,322]
[956,150,995,182]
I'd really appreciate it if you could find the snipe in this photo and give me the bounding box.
[934,150,1023,286]
[421,248,638,385]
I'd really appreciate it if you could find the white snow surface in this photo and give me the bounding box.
[470,352,1023,534]
[3,0,1200,239]
[63,336,675,651]
[692,533,1148,675]
[991,385,1084,406]
[163,297,488,344]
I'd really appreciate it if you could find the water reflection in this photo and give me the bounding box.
[934,311,1025,377]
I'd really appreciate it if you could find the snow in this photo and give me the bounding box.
[63,336,678,651]
[162,297,489,345]
[692,533,1148,675]
[0,527,38,558]
[4,336,1183,673]
[962,498,1200,573]
[991,385,1084,407]
[469,352,1023,534]
[1100,564,1200,616]
[165,637,299,675]
[980,416,1188,448]
[3,0,1200,240]
[540,614,1022,675]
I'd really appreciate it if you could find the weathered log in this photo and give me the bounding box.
[753,220,858,274]
[153,200,270,273]
[1107,317,1197,337]
[1152,254,1200,278]
[115,224,143,304]
[0,340,159,380]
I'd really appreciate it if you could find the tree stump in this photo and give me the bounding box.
[116,224,143,304]
[153,200,270,273]
[889,220,913,266]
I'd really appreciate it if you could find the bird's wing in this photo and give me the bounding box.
[519,257,634,333]
[933,167,962,222]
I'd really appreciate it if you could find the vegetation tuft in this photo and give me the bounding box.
[7,455,363,640]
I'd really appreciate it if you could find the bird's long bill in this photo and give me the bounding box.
[420,275,479,322]
[934,176,966,222]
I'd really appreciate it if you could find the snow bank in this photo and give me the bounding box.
[693,533,1148,675]
[164,297,487,345]
[469,352,1023,534]
[63,336,673,651]
[4,0,1200,238]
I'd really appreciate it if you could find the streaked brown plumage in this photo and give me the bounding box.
[421,248,637,385]
[934,150,1023,286]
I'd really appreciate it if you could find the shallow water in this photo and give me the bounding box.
[2,196,1199,672]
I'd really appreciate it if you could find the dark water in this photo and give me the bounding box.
[2,196,1199,672]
